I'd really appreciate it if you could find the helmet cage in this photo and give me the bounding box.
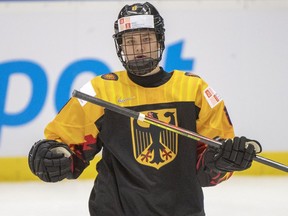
[114,28,165,76]
[113,2,165,75]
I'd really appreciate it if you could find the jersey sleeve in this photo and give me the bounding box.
[194,79,235,186]
[44,80,104,178]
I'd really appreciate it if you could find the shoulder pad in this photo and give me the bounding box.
[184,72,201,78]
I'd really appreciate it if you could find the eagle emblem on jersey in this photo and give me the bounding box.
[130,108,178,169]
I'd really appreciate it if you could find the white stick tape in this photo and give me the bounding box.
[138,113,146,121]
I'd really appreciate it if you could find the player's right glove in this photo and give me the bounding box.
[204,136,262,172]
[28,139,74,182]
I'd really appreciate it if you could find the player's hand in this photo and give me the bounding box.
[204,136,262,172]
[28,139,74,182]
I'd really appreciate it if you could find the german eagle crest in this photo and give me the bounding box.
[130,108,178,169]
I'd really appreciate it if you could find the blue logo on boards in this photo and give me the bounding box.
[0,40,194,140]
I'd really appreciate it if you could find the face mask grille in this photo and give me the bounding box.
[113,29,165,76]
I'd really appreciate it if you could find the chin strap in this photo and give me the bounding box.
[126,58,159,75]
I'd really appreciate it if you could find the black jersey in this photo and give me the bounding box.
[44,69,234,216]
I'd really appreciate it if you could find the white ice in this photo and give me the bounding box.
[0,176,287,216]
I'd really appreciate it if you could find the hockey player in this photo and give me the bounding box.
[28,2,262,216]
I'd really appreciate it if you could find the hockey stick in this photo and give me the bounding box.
[72,90,288,173]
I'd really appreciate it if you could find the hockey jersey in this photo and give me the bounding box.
[44,69,235,216]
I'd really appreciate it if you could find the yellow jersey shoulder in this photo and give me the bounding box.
[173,70,201,79]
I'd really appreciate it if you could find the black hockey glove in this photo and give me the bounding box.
[204,136,262,172]
[28,139,74,182]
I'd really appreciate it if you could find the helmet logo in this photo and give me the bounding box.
[131,5,138,11]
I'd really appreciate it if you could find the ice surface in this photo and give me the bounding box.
[0,176,287,216]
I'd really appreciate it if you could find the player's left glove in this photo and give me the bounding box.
[28,139,74,182]
[204,136,262,172]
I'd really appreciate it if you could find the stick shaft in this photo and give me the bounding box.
[72,90,288,173]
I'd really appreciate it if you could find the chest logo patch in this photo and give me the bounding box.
[101,73,118,81]
[130,108,178,169]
